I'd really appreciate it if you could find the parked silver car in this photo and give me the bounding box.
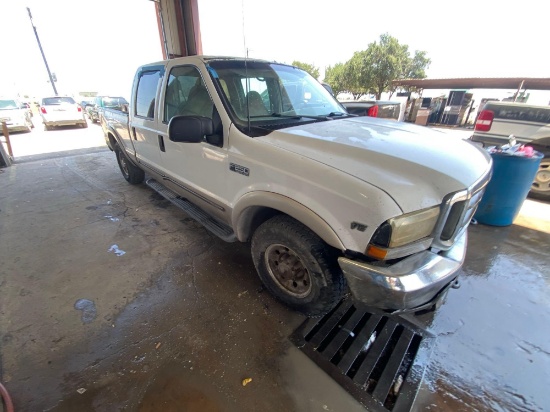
[39,96,88,130]
[0,98,34,133]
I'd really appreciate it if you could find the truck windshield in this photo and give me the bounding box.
[207,60,346,125]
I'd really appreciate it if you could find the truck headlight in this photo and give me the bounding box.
[367,206,440,259]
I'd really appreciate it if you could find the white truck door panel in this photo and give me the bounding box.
[156,64,231,216]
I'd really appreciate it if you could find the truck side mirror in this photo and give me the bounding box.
[169,115,213,143]
[120,104,129,113]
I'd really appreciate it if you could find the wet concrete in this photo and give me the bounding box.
[410,222,550,412]
[0,149,549,411]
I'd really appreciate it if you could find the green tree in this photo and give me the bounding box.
[348,33,430,99]
[291,61,320,80]
[347,50,377,99]
[398,50,431,95]
[324,63,348,97]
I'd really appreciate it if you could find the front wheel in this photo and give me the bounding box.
[115,144,144,185]
[251,215,347,316]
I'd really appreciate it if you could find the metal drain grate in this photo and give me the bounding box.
[290,299,435,411]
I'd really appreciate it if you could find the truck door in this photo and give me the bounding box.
[156,64,230,220]
[130,68,163,175]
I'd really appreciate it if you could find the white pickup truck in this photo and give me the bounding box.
[102,56,492,316]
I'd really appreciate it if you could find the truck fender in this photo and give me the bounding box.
[232,191,345,251]
[105,126,139,167]
[105,124,119,151]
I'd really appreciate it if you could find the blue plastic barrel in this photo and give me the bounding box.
[474,152,543,226]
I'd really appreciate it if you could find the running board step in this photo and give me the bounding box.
[146,178,237,242]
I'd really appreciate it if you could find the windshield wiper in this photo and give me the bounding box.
[271,113,334,121]
[248,112,351,121]
[270,113,302,119]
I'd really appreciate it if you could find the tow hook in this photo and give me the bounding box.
[451,279,461,289]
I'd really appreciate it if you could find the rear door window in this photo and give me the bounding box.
[135,71,161,119]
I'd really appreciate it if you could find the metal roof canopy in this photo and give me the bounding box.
[392,78,550,90]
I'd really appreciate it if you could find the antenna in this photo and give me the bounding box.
[241,0,251,133]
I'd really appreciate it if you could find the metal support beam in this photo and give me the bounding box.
[155,0,202,59]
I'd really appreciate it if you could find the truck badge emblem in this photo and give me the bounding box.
[351,222,367,232]
[230,163,250,176]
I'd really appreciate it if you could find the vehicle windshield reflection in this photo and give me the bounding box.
[207,60,347,126]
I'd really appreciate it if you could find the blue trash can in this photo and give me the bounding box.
[474,152,543,226]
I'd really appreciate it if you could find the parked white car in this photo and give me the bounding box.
[39,96,88,130]
[0,98,34,133]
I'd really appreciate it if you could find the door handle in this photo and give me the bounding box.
[158,135,165,152]
[132,127,137,140]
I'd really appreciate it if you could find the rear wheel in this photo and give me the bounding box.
[115,144,144,185]
[529,159,550,201]
[251,215,346,316]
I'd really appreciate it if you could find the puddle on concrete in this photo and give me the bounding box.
[138,365,223,412]
[74,299,97,324]
[410,223,550,411]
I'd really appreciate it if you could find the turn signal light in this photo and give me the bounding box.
[77,106,82,112]
[366,244,388,260]
[40,107,47,114]
[367,105,379,117]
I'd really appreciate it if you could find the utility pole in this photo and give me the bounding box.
[27,7,58,96]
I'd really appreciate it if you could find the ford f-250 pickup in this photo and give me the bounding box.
[102,56,492,316]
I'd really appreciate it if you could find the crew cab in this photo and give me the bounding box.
[102,56,492,316]
[471,101,550,200]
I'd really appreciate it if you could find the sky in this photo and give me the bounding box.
[1,0,549,104]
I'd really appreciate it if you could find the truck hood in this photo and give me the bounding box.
[256,117,491,213]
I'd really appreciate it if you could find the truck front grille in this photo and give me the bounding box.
[432,170,491,249]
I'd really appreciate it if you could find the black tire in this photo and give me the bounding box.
[529,159,550,201]
[115,144,144,185]
[251,215,346,316]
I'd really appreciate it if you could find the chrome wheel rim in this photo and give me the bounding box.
[532,161,550,194]
[119,153,130,177]
[264,244,311,298]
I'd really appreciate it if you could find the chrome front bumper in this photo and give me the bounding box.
[338,231,467,312]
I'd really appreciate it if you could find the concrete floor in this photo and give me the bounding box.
[1,131,549,411]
